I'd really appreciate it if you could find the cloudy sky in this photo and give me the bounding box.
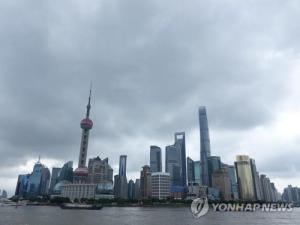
[1,0,300,196]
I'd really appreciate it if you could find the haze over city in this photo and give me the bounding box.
[1,0,300,197]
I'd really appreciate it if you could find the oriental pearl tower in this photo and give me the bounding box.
[73,87,93,183]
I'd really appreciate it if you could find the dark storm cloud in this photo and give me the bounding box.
[0,0,300,194]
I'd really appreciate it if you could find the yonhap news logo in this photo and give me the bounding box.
[190,197,209,218]
[190,199,293,218]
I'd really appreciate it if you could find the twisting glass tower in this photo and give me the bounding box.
[199,106,211,186]
[73,87,93,183]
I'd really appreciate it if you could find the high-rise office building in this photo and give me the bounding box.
[114,175,128,199]
[226,165,239,200]
[49,167,61,194]
[150,146,162,172]
[15,174,30,197]
[59,161,73,183]
[140,165,152,199]
[128,179,135,200]
[151,172,171,200]
[260,174,275,202]
[187,157,195,184]
[207,156,221,187]
[73,88,93,183]
[166,144,181,186]
[212,169,232,201]
[194,161,201,184]
[50,161,74,195]
[1,190,7,198]
[88,157,113,184]
[282,185,299,203]
[119,155,127,177]
[21,158,51,197]
[199,106,211,186]
[134,179,141,200]
[250,159,263,201]
[235,155,255,201]
[165,132,187,187]
[114,155,128,199]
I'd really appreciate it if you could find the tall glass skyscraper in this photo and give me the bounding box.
[207,156,221,187]
[165,132,187,187]
[150,146,162,172]
[235,155,255,200]
[119,155,127,177]
[114,155,128,199]
[199,106,211,186]
[194,161,201,184]
[187,157,195,184]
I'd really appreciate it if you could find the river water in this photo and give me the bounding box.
[0,206,299,225]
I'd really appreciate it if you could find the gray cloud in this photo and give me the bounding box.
[1,0,300,194]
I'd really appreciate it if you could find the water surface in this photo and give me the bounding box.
[0,206,299,225]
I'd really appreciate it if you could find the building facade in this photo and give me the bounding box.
[235,155,255,201]
[114,155,128,199]
[151,172,171,200]
[140,165,152,199]
[212,169,232,201]
[199,106,211,187]
[88,157,113,184]
[165,132,187,187]
[150,146,162,172]
[187,157,195,184]
[127,179,135,200]
[62,183,96,200]
[49,167,61,194]
[207,156,221,187]
[194,161,201,184]
[250,159,263,201]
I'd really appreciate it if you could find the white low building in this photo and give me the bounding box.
[62,183,96,200]
[151,172,171,200]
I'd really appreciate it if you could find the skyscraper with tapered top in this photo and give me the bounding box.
[199,106,211,186]
[73,87,93,183]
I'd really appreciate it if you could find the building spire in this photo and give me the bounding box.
[86,82,92,118]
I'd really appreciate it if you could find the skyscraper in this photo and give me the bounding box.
[187,157,195,184]
[88,157,113,184]
[250,159,263,201]
[165,132,187,187]
[235,155,255,201]
[226,165,239,200]
[23,158,50,197]
[49,167,61,194]
[207,156,221,187]
[128,179,135,200]
[15,174,30,197]
[59,161,73,183]
[151,172,171,200]
[199,106,211,186]
[114,155,128,199]
[150,146,162,172]
[134,179,141,200]
[212,169,232,201]
[73,87,93,183]
[119,155,127,177]
[50,161,73,195]
[194,161,201,184]
[140,165,152,199]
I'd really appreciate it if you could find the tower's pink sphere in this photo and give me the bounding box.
[80,118,93,129]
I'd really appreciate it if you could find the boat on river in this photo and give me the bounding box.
[60,203,103,210]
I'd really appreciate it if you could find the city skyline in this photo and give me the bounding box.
[2,1,300,197]
[5,101,296,197]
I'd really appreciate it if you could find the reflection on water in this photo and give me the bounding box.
[0,206,299,225]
